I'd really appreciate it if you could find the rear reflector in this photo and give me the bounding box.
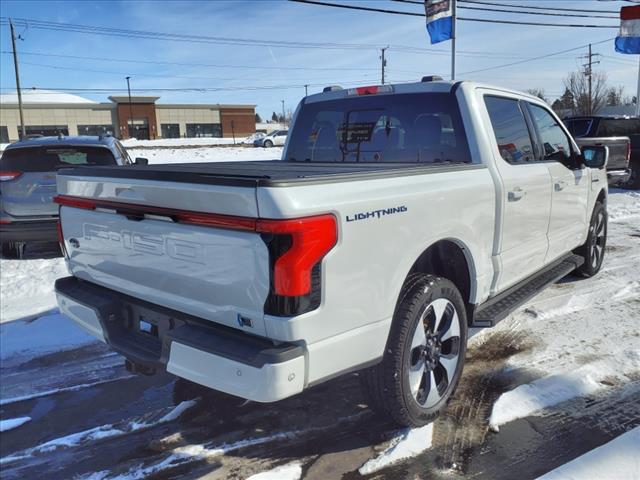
[347,85,393,96]
[0,171,22,182]
[53,194,338,297]
[0,219,12,225]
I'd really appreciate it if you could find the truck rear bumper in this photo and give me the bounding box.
[0,219,58,243]
[607,168,631,185]
[54,276,306,402]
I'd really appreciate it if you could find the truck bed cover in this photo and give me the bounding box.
[57,160,481,188]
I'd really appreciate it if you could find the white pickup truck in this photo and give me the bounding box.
[54,80,609,427]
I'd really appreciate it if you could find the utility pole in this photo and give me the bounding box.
[380,46,388,85]
[580,44,601,115]
[9,19,26,139]
[304,84,309,97]
[281,100,286,127]
[636,55,640,117]
[126,76,133,138]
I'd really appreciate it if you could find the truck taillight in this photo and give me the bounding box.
[257,215,337,297]
[627,142,631,163]
[0,171,21,182]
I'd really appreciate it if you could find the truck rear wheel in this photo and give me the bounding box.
[361,274,468,427]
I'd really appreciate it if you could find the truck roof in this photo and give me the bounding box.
[306,79,544,104]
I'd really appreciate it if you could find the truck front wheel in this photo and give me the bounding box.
[361,274,468,427]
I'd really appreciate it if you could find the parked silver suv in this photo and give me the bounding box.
[0,135,133,257]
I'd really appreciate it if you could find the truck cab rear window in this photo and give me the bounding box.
[596,118,640,137]
[285,93,471,163]
[0,146,117,172]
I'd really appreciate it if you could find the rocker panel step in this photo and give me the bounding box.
[472,254,585,328]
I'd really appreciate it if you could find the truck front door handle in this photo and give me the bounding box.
[555,181,567,191]
[508,188,525,202]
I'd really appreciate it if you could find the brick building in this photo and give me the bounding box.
[0,90,256,143]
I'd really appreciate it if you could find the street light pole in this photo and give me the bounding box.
[9,19,26,139]
[126,76,133,139]
[281,100,286,127]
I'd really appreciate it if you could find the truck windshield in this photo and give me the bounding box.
[285,93,471,163]
[0,146,117,172]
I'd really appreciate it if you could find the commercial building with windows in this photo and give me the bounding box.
[0,90,256,143]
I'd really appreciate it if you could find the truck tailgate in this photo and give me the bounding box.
[56,175,271,335]
[576,137,630,171]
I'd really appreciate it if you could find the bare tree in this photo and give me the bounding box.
[563,70,608,115]
[526,88,548,104]
[606,86,625,107]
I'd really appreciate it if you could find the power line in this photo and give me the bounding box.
[391,0,618,19]
[0,50,381,73]
[459,0,619,15]
[459,38,613,76]
[289,0,619,28]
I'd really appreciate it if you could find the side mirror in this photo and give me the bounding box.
[581,145,608,169]
[134,157,149,166]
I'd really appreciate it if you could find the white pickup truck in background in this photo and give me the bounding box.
[54,80,609,427]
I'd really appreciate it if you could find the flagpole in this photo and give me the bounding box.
[451,0,457,81]
[636,55,639,117]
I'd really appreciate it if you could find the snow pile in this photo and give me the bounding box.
[122,137,240,148]
[490,351,640,430]
[0,400,197,465]
[359,423,434,475]
[537,427,640,480]
[0,417,31,433]
[246,463,302,480]
[0,257,68,323]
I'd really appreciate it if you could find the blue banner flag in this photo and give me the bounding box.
[425,0,453,44]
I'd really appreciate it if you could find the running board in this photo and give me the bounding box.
[472,254,585,328]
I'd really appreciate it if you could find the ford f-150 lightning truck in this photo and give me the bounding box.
[54,80,609,427]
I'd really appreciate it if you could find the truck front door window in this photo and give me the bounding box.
[528,104,572,164]
[484,96,535,164]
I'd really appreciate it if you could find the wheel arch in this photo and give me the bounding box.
[404,238,476,323]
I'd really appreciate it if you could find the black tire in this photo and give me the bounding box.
[623,159,640,190]
[263,140,273,148]
[575,202,607,277]
[1,242,18,259]
[361,274,468,427]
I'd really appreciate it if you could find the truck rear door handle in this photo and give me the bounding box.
[554,181,567,191]
[508,188,525,202]
[592,178,600,183]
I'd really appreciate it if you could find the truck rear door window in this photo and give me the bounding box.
[484,96,535,164]
[286,93,471,163]
[0,146,117,172]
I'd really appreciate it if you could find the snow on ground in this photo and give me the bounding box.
[359,423,433,475]
[0,417,31,433]
[537,426,640,480]
[0,258,68,323]
[489,351,640,430]
[246,463,302,480]
[0,400,197,466]
[128,145,282,164]
[486,187,640,430]
[121,137,255,148]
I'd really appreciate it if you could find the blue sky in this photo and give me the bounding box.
[0,0,637,118]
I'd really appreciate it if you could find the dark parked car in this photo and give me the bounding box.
[564,116,640,189]
[0,135,137,257]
